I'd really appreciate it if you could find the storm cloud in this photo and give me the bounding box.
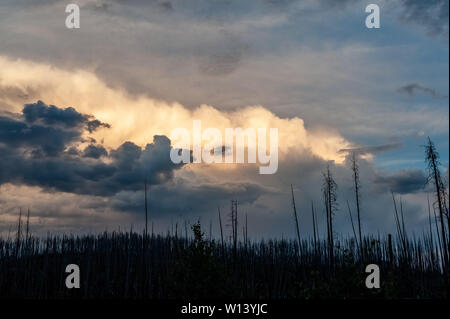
[0,100,111,156]
[0,101,185,196]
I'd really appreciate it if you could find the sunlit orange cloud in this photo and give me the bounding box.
[0,56,351,163]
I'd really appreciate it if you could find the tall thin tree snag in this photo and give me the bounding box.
[322,164,338,266]
[144,179,148,238]
[15,208,22,257]
[425,137,449,271]
[350,152,363,257]
[26,208,30,243]
[346,200,359,249]
[209,219,212,241]
[311,201,317,255]
[291,184,301,255]
[392,192,407,259]
[218,207,225,255]
[230,200,238,257]
[244,213,248,249]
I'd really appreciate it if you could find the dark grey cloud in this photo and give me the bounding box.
[82,144,108,159]
[0,101,185,196]
[339,143,403,155]
[23,101,111,132]
[23,100,86,127]
[0,101,109,156]
[0,114,77,156]
[374,169,426,194]
[397,83,446,98]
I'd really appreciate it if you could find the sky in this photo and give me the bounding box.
[0,0,448,239]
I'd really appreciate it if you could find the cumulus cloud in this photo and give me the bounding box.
[0,56,351,165]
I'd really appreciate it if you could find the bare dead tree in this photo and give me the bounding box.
[427,195,435,260]
[350,152,363,255]
[346,200,359,249]
[322,164,338,266]
[244,213,248,248]
[291,184,301,254]
[218,207,224,254]
[388,233,394,266]
[392,192,409,260]
[229,200,238,256]
[151,221,154,238]
[324,188,331,261]
[433,203,444,270]
[144,179,148,238]
[15,208,22,257]
[26,208,30,243]
[425,137,449,270]
[311,201,318,255]
[209,219,212,241]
